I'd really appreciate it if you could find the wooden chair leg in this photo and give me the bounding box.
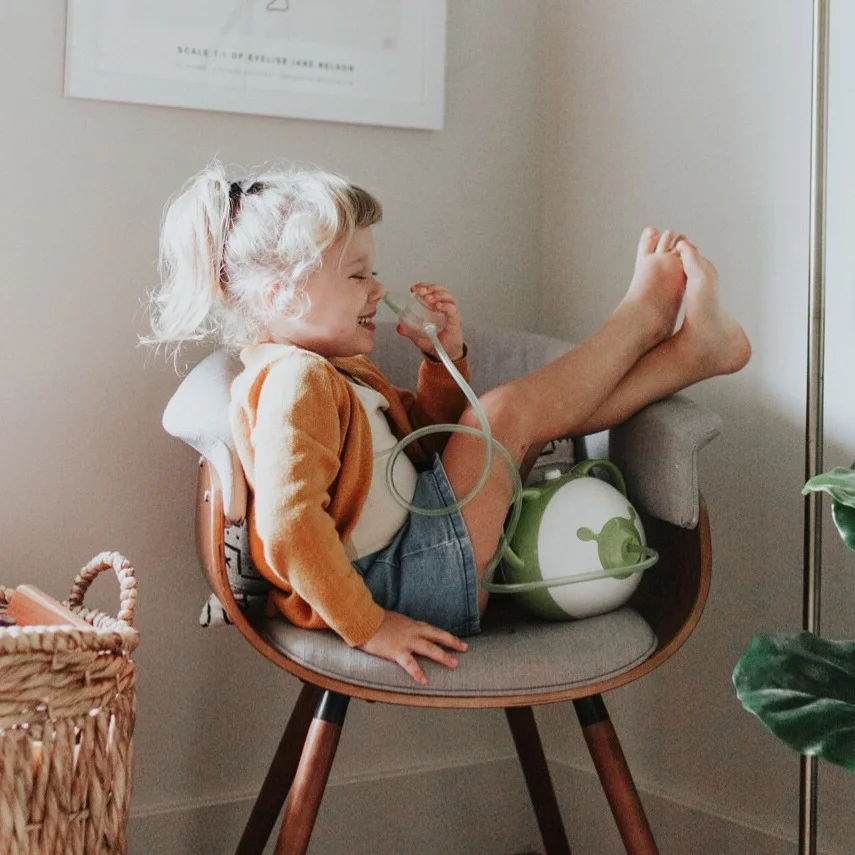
[273,690,350,855]
[573,696,659,855]
[236,682,322,855]
[505,706,573,855]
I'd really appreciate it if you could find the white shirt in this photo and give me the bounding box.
[347,380,418,559]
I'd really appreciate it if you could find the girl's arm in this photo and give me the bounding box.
[248,359,384,647]
[402,346,470,424]
[248,357,468,681]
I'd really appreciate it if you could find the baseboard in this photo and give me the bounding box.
[129,755,835,855]
[548,759,838,855]
[129,756,540,855]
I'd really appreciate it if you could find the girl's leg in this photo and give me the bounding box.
[442,234,749,612]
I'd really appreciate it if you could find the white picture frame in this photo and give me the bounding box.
[64,0,447,130]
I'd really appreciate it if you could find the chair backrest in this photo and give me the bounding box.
[162,349,247,524]
[370,322,576,394]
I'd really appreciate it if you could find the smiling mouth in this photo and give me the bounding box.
[357,314,375,327]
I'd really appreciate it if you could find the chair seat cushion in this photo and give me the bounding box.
[259,600,656,698]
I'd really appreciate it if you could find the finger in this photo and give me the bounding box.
[395,322,416,341]
[411,282,442,297]
[423,626,469,653]
[425,292,456,308]
[396,322,429,347]
[435,300,460,318]
[413,283,454,304]
[414,639,459,669]
[420,290,455,308]
[398,654,427,685]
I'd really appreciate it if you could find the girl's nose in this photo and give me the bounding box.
[371,279,385,302]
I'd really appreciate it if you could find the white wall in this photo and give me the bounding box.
[538,1,855,852]
[0,3,546,852]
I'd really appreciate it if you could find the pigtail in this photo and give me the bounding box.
[144,163,231,346]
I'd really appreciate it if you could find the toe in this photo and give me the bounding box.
[637,226,660,258]
[675,238,703,274]
[656,230,676,253]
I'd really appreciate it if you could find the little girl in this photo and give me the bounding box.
[148,161,750,684]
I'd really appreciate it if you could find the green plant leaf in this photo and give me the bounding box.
[832,499,855,551]
[733,632,855,772]
[803,463,855,551]
[803,465,855,509]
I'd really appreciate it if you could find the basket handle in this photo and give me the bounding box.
[67,551,138,628]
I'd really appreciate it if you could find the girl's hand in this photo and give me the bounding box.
[359,609,468,684]
[398,282,465,362]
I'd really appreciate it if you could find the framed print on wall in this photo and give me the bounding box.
[64,0,447,130]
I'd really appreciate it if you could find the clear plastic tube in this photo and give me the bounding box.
[379,293,656,588]
[480,546,659,593]
[384,324,494,515]
[381,294,522,577]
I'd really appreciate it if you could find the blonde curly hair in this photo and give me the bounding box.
[144,160,382,352]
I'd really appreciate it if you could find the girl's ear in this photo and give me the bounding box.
[260,280,280,310]
[265,280,293,316]
[269,277,312,319]
[263,279,302,321]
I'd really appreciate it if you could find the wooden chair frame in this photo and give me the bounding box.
[196,459,711,855]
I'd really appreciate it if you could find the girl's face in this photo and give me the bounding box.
[268,227,385,357]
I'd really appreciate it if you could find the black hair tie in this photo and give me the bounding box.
[227,181,244,229]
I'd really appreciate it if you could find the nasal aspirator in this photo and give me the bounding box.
[382,291,447,334]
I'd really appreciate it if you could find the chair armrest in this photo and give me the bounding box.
[608,393,721,529]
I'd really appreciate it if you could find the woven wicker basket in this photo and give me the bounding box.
[0,552,139,855]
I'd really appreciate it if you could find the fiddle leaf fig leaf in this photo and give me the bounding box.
[733,632,855,772]
[803,464,855,551]
[803,465,855,508]
[832,500,855,552]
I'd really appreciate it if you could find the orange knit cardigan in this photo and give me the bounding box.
[229,342,471,646]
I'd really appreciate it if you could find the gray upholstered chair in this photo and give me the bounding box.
[164,323,720,855]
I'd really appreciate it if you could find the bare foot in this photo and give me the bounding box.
[673,239,751,377]
[618,227,688,349]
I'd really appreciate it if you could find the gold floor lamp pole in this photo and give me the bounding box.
[801,1,830,853]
